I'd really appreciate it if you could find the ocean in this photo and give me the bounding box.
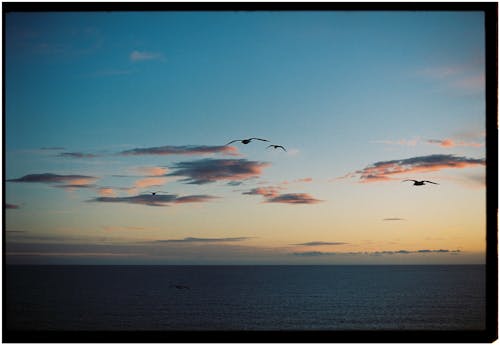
[5,265,486,331]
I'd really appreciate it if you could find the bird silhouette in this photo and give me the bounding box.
[267,144,286,152]
[148,191,168,196]
[170,284,190,290]
[403,179,439,186]
[225,138,269,145]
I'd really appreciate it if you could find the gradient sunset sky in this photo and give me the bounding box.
[5,10,486,264]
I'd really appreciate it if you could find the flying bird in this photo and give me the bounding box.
[402,179,439,186]
[170,284,190,290]
[225,138,269,145]
[267,144,286,152]
[148,191,168,196]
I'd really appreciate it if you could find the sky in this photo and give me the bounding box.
[4,10,487,264]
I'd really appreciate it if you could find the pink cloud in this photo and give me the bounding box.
[98,188,116,197]
[243,187,322,205]
[296,177,313,183]
[427,139,484,148]
[68,177,97,186]
[344,154,485,183]
[133,177,167,189]
[135,167,169,176]
[372,138,420,146]
[243,186,282,198]
[280,177,313,185]
[418,64,485,93]
[452,74,485,91]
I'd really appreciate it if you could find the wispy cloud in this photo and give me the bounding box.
[292,251,337,257]
[9,26,104,58]
[7,173,98,186]
[98,187,116,197]
[451,74,485,92]
[102,225,146,232]
[155,237,251,243]
[417,64,484,93]
[293,249,461,256]
[120,145,239,156]
[373,135,484,149]
[174,195,219,204]
[243,185,322,205]
[343,154,485,183]
[292,241,347,246]
[371,138,420,147]
[243,186,282,198]
[89,193,217,207]
[40,147,65,151]
[418,66,461,79]
[266,193,323,205]
[56,183,97,190]
[280,177,313,185]
[58,152,99,159]
[440,172,486,189]
[426,138,484,148]
[130,50,165,62]
[168,158,270,185]
[134,167,169,176]
[133,177,167,189]
[383,218,406,221]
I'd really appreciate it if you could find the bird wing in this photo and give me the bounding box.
[277,145,286,151]
[250,138,269,142]
[423,180,439,184]
[225,140,240,145]
[402,179,417,182]
[266,145,273,149]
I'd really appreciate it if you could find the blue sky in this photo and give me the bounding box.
[5,11,486,264]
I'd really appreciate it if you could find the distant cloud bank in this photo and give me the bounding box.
[156,237,251,243]
[292,241,347,246]
[293,249,461,256]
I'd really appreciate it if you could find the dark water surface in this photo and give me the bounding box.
[5,265,485,331]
